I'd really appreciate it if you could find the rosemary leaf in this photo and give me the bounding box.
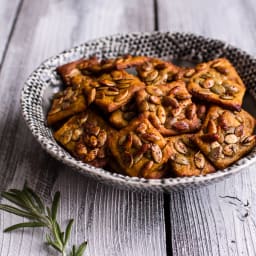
[75,242,87,256]
[64,219,74,246]
[25,187,45,213]
[1,192,27,209]
[0,204,36,219]
[51,191,60,221]
[4,222,45,232]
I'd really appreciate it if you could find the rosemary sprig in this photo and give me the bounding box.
[0,183,87,256]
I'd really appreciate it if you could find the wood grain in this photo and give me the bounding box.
[0,0,166,256]
[0,0,21,67]
[157,0,256,56]
[157,0,256,255]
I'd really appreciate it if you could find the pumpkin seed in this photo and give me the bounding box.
[88,136,97,147]
[88,126,100,136]
[194,151,205,169]
[141,62,153,71]
[118,83,130,89]
[199,88,212,95]
[207,120,217,134]
[85,148,99,162]
[223,144,237,156]
[211,141,221,149]
[123,132,133,151]
[184,69,195,77]
[174,140,188,154]
[97,147,106,159]
[111,70,124,80]
[151,144,163,163]
[149,103,157,112]
[234,124,243,137]
[75,143,88,156]
[141,133,160,142]
[141,161,154,177]
[79,113,89,124]
[90,81,100,88]
[210,84,226,95]
[241,135,255,145]
[162,96,179,108]
[72,128,83,141]
[223,83,239,94]
[209,146,223,160]
[95,91,105,99]
[139,100,149,112]
[133,150,144,164]
[97,130,107,147]
[49,107,61,115]
[149,95,161,105]
[87,88,96,105]
[157,106,166,124]
[186,103,196,120]
[132,133,142,148]
[235,115,243,123]
[171,106,182,117]
[97,86,109,91]
[134,143,150,163]
[149,114,161,129]
[225,127,235,134]
[172,121,189,131]
[145,70,159,82]
[146,86,163,96]
[136,123,148,134]
[99,79,116,87]
[220,94,234,100]
[118,135,127,146]
[105,90,119,96]
[175,93,191,100]
[62,130,72,144]
[122,152,134,168]
[215,66,229,75]
[114,89,129,102]
[224,134,239,144]
[202,78,215,89]
[174,154,189,165]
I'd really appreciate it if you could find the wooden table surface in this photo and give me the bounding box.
[1,0,256,255]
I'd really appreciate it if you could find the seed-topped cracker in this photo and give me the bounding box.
[56,57,98,86]
[47,86,88,125]
[135,81,204,136]
[54,110,115,167]
[108,116,172,178]
[167,134,216,177]
[85,70,145,112]
[187,58,246,111]
[136,58,184,86]
[194,105,256,169]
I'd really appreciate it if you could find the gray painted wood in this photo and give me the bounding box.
[0,0,21,66]
[0,0,166,256]
[158,0,256,255]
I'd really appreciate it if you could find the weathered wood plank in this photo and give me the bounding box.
[0,0,166,256]
[157,0,256,55]
[0,0,21,66]
[157,0,256,255]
